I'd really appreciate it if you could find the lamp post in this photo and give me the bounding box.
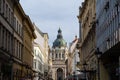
[95,48,102,80]
[76,61,96,80]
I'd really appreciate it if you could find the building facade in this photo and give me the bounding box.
[13,1,24,80]
[33,42,44,80]
[66,36,80,79]
[0,0,16,80]
[33,24,49,80]
[51,28,68,80]
[77,0,97,80]
[0,0,36,80]
[96,0,120,80]
[22,15,36,80]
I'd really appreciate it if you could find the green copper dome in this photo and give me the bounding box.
[53,28,66,48]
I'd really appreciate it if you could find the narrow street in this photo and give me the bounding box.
[0,0,120,80]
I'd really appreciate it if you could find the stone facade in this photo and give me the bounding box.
[66,36,80,79]
[33,24,49,80]
[0,0,36,80]
[23,15,36,80]
[96,0,120,80]
[51,28,68,80]
[77,0,97,80]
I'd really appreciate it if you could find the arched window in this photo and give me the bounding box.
[52,53,54,59]
[57,68,63,80]
[59,53,61,59]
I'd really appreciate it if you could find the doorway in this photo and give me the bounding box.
[57,68,63,80]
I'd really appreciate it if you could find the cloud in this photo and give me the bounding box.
[20,0,84,47]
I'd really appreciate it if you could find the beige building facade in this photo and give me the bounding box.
[33,24,49,80]
[22,15,36,80]
[77,0,97,80]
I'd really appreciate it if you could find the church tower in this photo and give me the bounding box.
[51,28,68,80]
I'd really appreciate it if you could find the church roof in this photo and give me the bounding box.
[53,28,66,48]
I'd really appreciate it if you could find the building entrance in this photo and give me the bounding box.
[57,68,63,80]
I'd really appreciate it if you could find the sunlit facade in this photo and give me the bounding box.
[33,24,49,80]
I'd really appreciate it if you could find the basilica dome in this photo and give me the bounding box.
[53,28,66,48]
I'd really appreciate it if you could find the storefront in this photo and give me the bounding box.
[100,43,120,80]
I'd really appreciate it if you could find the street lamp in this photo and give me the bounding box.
[76,61,96,80]
[95,48,102,80]
[95,48,102,58]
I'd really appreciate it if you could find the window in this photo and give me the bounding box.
[2,0,5,15]
[118,6,120,24]
[15,39,17,56]
[19,25,21,36]
[62,54,64,58]
[10,35,12,54]
[3,0,6,17]
[0,0,1,12]
[34,49,36,55]
[34,61,36,69]
[18,42,20,58]
[17,42,19,58]
[3,28,5,49]
[59,53,61,59]
[8,32,10,52]
[20,44,22,59]
[13,17,16,29]
[11,12,14,26]
[52,53,54,59]
[56,53,57,58]
[8,8,10,22]
[0,25,2,48]
[6,4,8,20]
[6,30,8,51]
[104,1,109,12]
[16,21,18,32]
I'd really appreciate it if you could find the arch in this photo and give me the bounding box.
[57,68,63,80]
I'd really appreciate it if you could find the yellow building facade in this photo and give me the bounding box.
[13,2,25,80]
[13,1,36,80]
[22,15,36,79]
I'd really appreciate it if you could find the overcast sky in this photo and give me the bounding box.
[20,0,84,47]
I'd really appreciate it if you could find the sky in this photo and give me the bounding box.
[20,0,84,47]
